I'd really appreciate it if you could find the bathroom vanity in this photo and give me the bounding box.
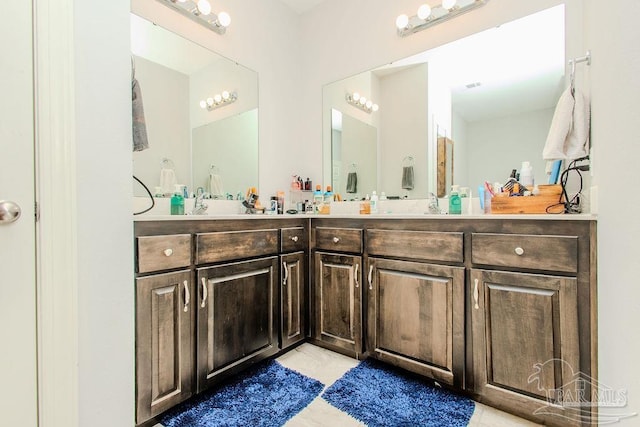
[134,214,596,427]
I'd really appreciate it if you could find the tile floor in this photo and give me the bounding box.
[156,343,542,427]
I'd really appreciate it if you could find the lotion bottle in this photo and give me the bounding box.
[170,184,185,215]
[370,191,379,214]
[449,185,461,215]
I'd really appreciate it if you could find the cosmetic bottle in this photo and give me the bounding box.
[370,191,379,214]
[170,184,185,215]
[320,185,333,214]
[360,194,371,214]
[313,185,323,214]
[304,178,312,191]
[449,185,461,215]
[520,161,534,188]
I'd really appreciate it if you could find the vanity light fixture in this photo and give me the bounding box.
[346,92,379,114]
[396,0,488,37]
[199,90,238,111]
[156,0,231,35]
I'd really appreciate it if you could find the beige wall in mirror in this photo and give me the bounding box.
[323,4,575,200]
[131,13,258,198]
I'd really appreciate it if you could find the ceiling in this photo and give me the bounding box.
[277,0,325,14]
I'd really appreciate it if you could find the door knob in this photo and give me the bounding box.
[0,200,21,224]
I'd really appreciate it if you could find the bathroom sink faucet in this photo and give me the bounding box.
[428,192,441,214]
[191,188,208,215]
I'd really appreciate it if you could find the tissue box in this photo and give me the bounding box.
[491,185,564,214]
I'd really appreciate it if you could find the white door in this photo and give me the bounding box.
[0,0,39,425]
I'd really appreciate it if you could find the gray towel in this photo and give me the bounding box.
[401,166,414,190]
[346,172,357,193]
[132,78,149,152]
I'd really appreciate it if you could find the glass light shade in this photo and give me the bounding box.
[214,94,222,103]
[177,0,187,2]
[396,14,409,30]
[372,104,379,112]
[217,11,231,27]
[222,90,230,100]
[442,0,457,10]
[199,100,207,109]
[359,97,367,105]
[206,97,214,106]
[365,100,373,109]
[197,0,212,16]
[352,92,360,101]
[417,4,432,20]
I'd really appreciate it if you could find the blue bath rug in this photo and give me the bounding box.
[322,358,475,427]
[159,360,324,427]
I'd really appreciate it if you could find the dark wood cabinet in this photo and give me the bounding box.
[366,258,465,387]
[312,252,362,357]
[135,270,194,424]
[196,257,279,392]
[280,251,306,349]
[470,268,581,426]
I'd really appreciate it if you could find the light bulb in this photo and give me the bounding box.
[395,14,409,30]
[365,100,373,109]
[206,97,214,107]
[199,100,207,109]
[197,0,211,16]
[417,4,432,20]
[352,92,360,102]
[217,11,231,27]
[442,0,457,10]
[222,90,230,100]
[372,104,379,112]
[214,94,222,104]
[359,97,367,105]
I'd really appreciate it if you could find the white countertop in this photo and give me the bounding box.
[134,213,597,221]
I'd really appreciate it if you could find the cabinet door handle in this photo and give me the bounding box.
[282,261,289,286]
[183,280,190,312]
[368,265,373,290]
[332,236,340,243]
[354,263,360,288]
[473,278,479,310]
[514,246,524,256]
[163,248,173,257]
[200,277,208,308]
[290,236,299,242]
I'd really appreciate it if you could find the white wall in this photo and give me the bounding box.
[587,0,640,423]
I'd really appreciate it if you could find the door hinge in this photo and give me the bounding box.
[35,201,40,222]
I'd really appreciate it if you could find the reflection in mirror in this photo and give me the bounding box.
[323,5,566,199]
[131,13,258,198]
[331,109,377,200]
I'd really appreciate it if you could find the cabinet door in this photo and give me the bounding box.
[470,269,581,426]
[281,252,306,349]
[313,252,362,357]
[196,257,278,391]
[136,270,194,424]
[366,258,465,387]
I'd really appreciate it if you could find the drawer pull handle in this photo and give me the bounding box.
[163,248,173,257]
[283,261,289,286]
[200,277,208,308]
[473,279,479,310]
[514,247,524,256]
[183,280,190,312]
[290,236,299,242]
[368,265,374,290]
[354,264,360,288]
[332,237,340,244]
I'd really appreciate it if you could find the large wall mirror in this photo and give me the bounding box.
[323,5,567,200]
[131,13,259,198]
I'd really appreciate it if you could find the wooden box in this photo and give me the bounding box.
[490,185,564,214]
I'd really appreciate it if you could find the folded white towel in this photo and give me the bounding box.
[542,87,590,161]
[160,168,177,195]
[209,173,224,196]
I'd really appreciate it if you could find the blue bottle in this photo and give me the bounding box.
[449,185,461,215]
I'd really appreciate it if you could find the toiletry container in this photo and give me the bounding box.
[360,195,371,214]
[313,185,324,213]
[170,184,185,215]
[520,161,534,188]
[449,185,461,215]
[370,191,379,214]
[321,185,333,214]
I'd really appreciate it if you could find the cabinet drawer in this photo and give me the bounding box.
[471,233,578,273]
[366,229,463,263]
[315,227,362,253]
[137,234,191,273]
[196,229,278,264]
[281,227,307,253]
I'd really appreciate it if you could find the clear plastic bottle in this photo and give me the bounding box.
[313,185,324,214]
[370,191,379,214]
[449,185,461,215]
[520,161,534,188]
[170,184,185,215]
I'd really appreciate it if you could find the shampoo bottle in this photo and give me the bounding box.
[170,184,185,215]
[449,185,461,215]
[370,191,379,214]
[313,185,324,214]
